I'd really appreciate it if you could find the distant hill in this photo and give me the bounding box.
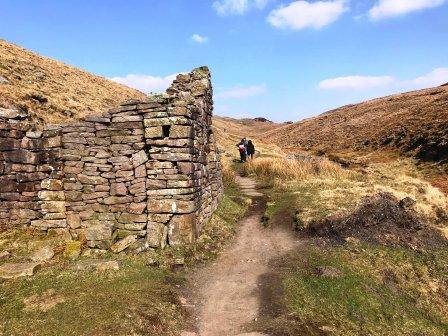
[262,86,448,165]
[0,39,146,124]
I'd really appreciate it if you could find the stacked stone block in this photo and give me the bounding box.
[0,66,223,251]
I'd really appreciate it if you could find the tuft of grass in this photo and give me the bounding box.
[240,157,352,182]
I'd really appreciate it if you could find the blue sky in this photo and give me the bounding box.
[1,0,448,122]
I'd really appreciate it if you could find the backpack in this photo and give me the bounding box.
[238,144,245,153]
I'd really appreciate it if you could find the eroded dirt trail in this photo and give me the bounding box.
[188,176,300,336]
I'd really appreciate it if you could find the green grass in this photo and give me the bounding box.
[252,245,448,336]
[0,260,183,336]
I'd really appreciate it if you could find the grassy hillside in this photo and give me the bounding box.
[262,86,448,166]
[0,39,146,124]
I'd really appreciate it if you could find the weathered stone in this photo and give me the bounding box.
[0,107,28,120]
[122,222,147,231]
[78,174,107,185]
[65,191,82,202]
[147,222,165,248]
[66,213,81,229]
[43,212,66,220]
[115,170,133,178]
[40,201,66,213]
[118,213,147,223]
[110,235,137,253]
[168,214,196,245]
[41,179,63,191]
[75,259,120,272]
[31,219,67,230]
[170,125,193,138]
[85,224,113,241]
[131,150,148,168]
[129,181,146,195]
[3,149,40,164]
[147,199,196,214]
[147,213,172,223]
[145,126,164,138]
[0,262,41,279]
[129,202,147,214]
[147,188,195,196]
[103,196,133,205]
[30,246,54,262]
[110,182,127,196]
[38,190,65,201]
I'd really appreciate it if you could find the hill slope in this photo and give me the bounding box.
[263,86,448,165]
[0,39,146,124]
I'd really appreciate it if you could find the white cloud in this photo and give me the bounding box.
[369,0,445,20]
[191,34,208,43]
[268,0,348,30]
[318,75,395,90]
[318,67,448,91]
[110,73,178,94]
[213,0,269,15]
[409,67,448,87]
[216,84,267,98]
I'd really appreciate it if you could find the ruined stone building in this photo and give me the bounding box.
[0,67,224,251]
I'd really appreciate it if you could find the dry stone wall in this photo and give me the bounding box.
[0,66,223,252]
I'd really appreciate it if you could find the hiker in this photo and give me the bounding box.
[247,140,255,160]
[237,138,247,162]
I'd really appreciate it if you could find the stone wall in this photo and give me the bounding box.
[0,67,223,252]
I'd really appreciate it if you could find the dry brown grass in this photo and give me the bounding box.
[0,39,146,124]
[261,85,448,166]
[240,156,352,181]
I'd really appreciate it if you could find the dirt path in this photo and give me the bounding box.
[186,176,301,336]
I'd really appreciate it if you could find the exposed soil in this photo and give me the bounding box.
[185,176,301,336]
[308,192,448,249]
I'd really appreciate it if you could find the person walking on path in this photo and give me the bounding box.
[246,140,255,160]
[237,138,247,163]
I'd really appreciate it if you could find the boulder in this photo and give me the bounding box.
[0,262,41,279]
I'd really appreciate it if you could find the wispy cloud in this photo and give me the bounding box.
[268,0,348,30]
[410,67,448,87]
[213,0,269,15]
[318,75,395,90]
[318,67,448,91]
[216,84,267,98]
[110,73,178,94]
[369,0,445,20]
[191,34,208,43]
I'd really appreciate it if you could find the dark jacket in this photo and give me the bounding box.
[247,142,255,155]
